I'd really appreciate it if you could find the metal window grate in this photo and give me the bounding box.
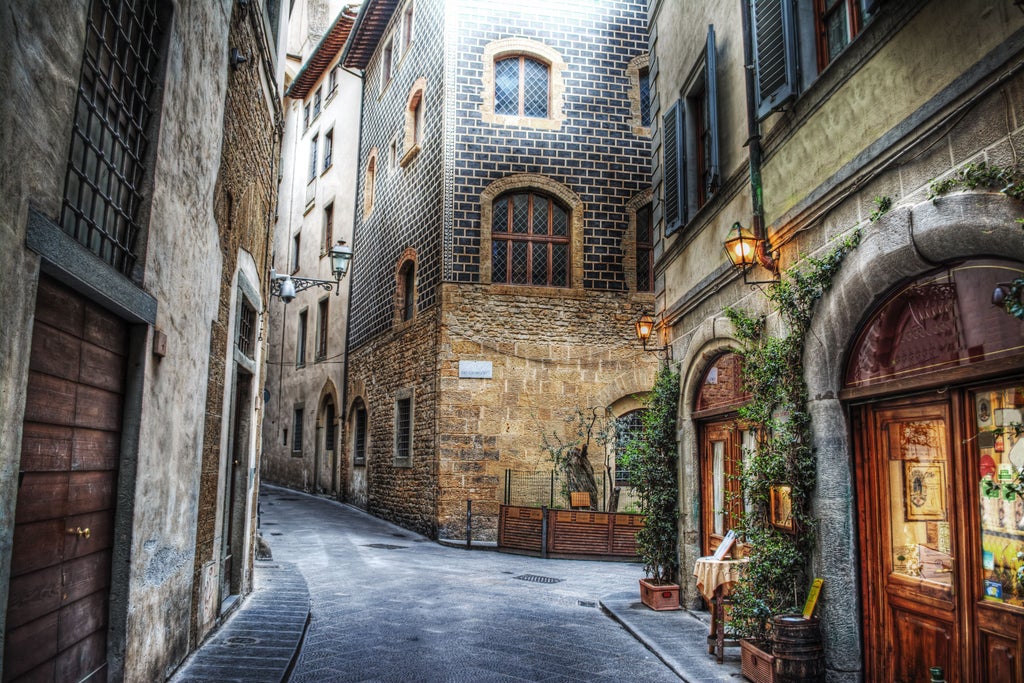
[395,396,412,461]
[354,404,367,464]
[514,574,563,584]
[61,0,164,278]
[237,301,256,357]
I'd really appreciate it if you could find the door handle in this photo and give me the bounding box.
[66,526,90,539]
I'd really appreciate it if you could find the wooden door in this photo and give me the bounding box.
[4,277,127,682]
[700,420,747,556]
[856,399,963,682]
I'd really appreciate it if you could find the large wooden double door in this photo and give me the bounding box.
[4,277,127,682]
[855,385,1024,682]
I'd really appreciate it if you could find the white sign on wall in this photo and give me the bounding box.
[459,360,493,379]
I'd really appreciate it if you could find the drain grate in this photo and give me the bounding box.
[363,543,407,550]
[578,600,597,608]
[226,636,258,645]
[270,532,283,536]
[514,574,564,584]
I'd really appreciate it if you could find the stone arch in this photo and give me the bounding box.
[625,52,651,135]
[802,191,1024,674]
[479,173,585,288]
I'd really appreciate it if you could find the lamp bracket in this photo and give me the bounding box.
[270,273,339,297]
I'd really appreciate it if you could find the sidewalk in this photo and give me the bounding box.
[171,491,743,682]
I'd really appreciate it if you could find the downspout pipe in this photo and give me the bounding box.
[739,0,777,273]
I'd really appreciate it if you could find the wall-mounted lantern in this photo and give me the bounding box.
[269,240,353,304]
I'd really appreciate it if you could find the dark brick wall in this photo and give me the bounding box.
[450,0,650,290]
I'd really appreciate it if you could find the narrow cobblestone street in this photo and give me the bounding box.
[260,486,684,682]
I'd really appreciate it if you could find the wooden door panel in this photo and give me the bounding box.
[891,607,953,681]
[23,372,76,425]
[62,553,112,605]
[73,385,122,432]
[28,324,82,382]
[57,591,107,652]
[3,612,59,680]
[67,471,115,515]
[20,423,73,472]
[55,631,106,683]
[62,511,114,562]
[82,304,127,353]
[72,428,119,471]
[9,520,65,576]
[33,277,84,334]
[79,341,125,393]
[980,632,1017,683]
[13,472,69,523]
[5,565,62,629]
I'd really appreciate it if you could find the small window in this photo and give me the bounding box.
[401,79,427,167]
[322,203,334,254]
[389,139,398,170]
[495,56,549,118]
[304,103,311,130]
[316,298,329,360]
[639,67,651,128]
[291,233,301,273]
[323,129,333,170]
[309,134,319,182]
[237,298,256,357]
[398,260,415,322]
[353,400,367,466]
[615,410,646,484]
[816,0,872,71]
[328,66,338,96]
[636,203,653,293]
[324,400,336,451]
[413,98,424,145]
[296,309,307,367]
[363,149,378,217]
[491,191,570,287]
[402,2,414,53]
[382,37,394,90]
[283,427,288,447]
[394,394,412,465]
[313,87,322,119]
[292,406,304,453]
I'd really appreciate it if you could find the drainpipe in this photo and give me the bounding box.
[739,0,777,273]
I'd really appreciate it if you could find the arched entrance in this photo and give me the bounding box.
[315,387,339,496]
[693,352,753,557]
[846,259,1024,682]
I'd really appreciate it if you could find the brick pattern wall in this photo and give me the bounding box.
[348,0,447,349]
[449,0,651,291]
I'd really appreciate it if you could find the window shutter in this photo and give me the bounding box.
[751,0,798,121]
[705,25,720,196]
[662,101,685,236]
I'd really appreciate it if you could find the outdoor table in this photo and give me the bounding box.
[693,556,748,664]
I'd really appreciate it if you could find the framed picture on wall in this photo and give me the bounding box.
[770,484,794,531]
[904,462,946,522]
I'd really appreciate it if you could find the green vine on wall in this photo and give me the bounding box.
[928,161,1024,320]
[723,229,861,641]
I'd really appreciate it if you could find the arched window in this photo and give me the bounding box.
[491,190,569,287]
[324,398,336,451]
[614,410,645,484]
[398,259,415,322]
[495,56,548,118]
[401,78,427,167]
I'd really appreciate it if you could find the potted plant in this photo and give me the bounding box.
[621,365,680,610]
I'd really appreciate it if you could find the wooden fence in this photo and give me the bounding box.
[497,504,643,560]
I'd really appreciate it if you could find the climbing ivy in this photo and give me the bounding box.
[724,229,861,641]
[928,161,1024,320]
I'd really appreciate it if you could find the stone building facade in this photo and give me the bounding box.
[0,1,284,680]
[261,4,362,497]
[341,0,659,540]
[650,1,1024,680]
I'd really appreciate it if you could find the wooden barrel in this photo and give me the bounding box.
[771,614,825,682]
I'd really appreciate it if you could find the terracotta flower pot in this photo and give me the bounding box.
[740,638,776,683]
[638,578,680,611]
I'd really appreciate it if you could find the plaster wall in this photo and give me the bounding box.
[262,36,362,494]
[0,1,236,680]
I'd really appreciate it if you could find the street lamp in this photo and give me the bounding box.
[270,240,353,304]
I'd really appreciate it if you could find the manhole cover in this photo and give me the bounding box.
[270,532,283,536]
[514,574,563,584]
[578,600,597,608]
[226,636,258,645]
[364,543,407,550]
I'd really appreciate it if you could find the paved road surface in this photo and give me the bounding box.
[260,486,682,682]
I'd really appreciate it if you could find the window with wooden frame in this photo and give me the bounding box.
[352,399,368,466]
[494,55,549,118]
[324,399,336,451]
[322,202,334,255]
[401,1,414,55]
[312,86,322,120]
[323,129,333,170]
[816,0,870,70]
[491,190,570,287]
[328,65,338,97]
[308,134,318,182]
[381,36,394,91]
[663,25,719,236]
[401,78,427,167]
[291,232,301,273]
[636,202,653,293]
[236,297,256,359]
[316,297,328,361]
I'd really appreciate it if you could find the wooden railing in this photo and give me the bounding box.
[497,504,643,559]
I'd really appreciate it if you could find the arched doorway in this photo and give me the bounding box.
[847,259,1024,682]
[693,352,753,557]
[348,397,369,508]
[316,394,337,495]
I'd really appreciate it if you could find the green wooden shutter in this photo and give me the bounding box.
[705,24,720,196]
[751,0,798,120]
[663,101,685,236]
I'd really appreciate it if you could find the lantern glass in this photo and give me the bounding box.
[635,313,655,342]
[724,223,757,269]
[330,241,353,280]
